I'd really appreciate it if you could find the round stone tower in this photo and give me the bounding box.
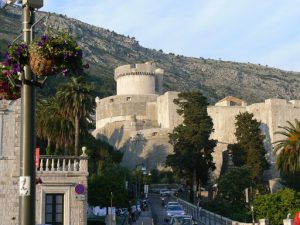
[114,61,164,95]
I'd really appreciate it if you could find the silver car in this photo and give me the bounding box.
[166,205,185,221]
[168,215,195,225]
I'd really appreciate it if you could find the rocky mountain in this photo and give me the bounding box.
[1,6,300,103]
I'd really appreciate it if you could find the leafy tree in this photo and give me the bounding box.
[217,166,253,206]
[88,164,129,208]
[254,188,300,225]
[273,119,300,173]
[81,133,121,175]
[232,112,269,183]
[56,76,95,156]
[36,96,74,154]
[280,172,300,192]
[166,91,217,202]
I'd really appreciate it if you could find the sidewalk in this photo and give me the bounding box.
[135,209,153,225]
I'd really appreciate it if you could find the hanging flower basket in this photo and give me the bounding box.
[0,63,21,100]
[29,51,54,76]
[29,33,84,76]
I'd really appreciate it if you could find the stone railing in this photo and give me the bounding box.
[37,147,88,173]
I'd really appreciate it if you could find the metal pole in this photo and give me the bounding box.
[19,4,36,225]
[111,192,113,225]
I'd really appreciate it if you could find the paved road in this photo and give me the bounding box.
[149,194,172,225]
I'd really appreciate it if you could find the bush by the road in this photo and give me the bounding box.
[254,188,300,225]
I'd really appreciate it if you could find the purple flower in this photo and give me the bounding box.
[63,53,69,59]
[41,35,49,43]
[12,64,21,73]
[4,52,10,65]
[20,44,27,49]
[62,69,69,76]
[38,41,44,47]
[75,50,83,57]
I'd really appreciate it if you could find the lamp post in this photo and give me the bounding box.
[0,2,41,224]
[16,1,43,225]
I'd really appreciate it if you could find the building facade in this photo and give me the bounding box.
[93,62,300,182]
[0,99,88,225]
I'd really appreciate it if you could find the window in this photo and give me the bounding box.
[45,194,64,225]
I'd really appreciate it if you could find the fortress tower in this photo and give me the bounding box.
[115,61,164,95]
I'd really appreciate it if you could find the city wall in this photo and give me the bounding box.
[94,91,300,179]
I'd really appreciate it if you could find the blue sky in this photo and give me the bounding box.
[42,0,300,72]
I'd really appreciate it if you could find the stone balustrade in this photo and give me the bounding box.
[37,155,88,173]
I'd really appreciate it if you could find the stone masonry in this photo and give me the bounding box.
[0,99,88,225]
[93,62,300,183]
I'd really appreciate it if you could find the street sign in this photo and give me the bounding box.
[75,184,85,195]
[75,195,85,201]
[144,184,149,194]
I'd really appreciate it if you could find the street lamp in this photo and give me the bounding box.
[1,1,43,225]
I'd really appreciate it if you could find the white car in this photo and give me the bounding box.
[166,205,185,221]
[166,201,181,208]
[160,189,171,196]
[168,214,195,225]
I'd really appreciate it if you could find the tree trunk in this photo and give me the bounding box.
[47,137,51,148]
[189,172,195,203]
[64,142,68,156]
[75,115,80,156]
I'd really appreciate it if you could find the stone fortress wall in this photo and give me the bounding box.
[93,62,300,180]
[115,61,164,95]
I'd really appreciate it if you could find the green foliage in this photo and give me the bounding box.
[233,112,269,182]
[30,33,83,76]
[5,42,28,67]
[217,166,253,206]
[88,164,129,208]
[254,188,300,225]
[0,62,20,100]
[273,119,300,174]
[81,133,119,175]
[56,76,96,156]
[203,200,252,222]
[280,172,300,192]
[166,91,217,201]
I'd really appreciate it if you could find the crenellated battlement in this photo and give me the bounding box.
[114,62,164,95]
[114,61,163,80]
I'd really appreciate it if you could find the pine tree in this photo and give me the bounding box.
[232,112,269,183]
[166,92,217,202]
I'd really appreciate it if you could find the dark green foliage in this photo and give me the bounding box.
[254,188,300,225]
[273,119,300,174]
[228,144,245,166]
[202,200,252,222]
[217,166,253,206]
[81,133,120,175]
[150,169,160,183]
[233,112,269,182]
[88,164,129,208]
[280,172,300,192]
[166,92,217,201]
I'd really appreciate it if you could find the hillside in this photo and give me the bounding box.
[1,6,300,103]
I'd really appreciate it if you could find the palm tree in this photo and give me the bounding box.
[37,97,74,155]
[56,77,95,156]
[273,119,300,173]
